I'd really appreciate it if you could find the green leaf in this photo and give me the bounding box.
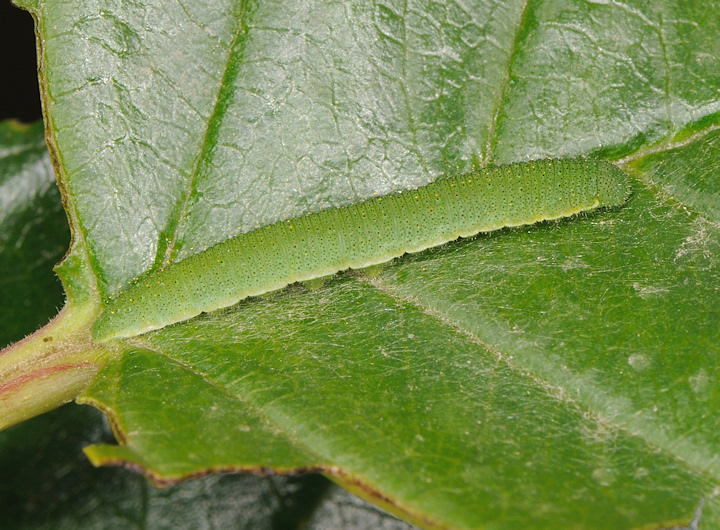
[0,119,103,426]
[0,405,415,529]
[0,119,411,529]
[0,121,67,347]
[4,0,720,527]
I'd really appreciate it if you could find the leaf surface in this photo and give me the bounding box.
[0,120,411,529]
[7,0,720,527]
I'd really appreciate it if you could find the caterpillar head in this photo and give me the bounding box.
[595,161,632,207]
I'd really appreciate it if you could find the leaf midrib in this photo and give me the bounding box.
[159,1,250,269]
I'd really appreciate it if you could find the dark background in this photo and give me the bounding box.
[1,1,42,123]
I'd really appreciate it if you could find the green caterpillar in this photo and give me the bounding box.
[92,158,630,342]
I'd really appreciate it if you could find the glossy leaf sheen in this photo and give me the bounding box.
[9,0,720,528]
[0,119,408,530]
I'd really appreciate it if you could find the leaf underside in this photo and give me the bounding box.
[6,0,720,527]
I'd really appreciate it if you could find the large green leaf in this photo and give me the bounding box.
[0,119,413,529]
[0,404,408,529]
[3,0,719,527]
